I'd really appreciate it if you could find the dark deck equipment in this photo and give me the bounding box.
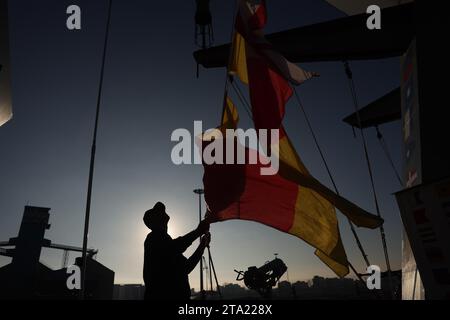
[235,258,287,298]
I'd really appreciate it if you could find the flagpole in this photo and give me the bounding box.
[79,0,113,300]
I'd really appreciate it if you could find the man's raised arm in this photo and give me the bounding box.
[173,218,210,253]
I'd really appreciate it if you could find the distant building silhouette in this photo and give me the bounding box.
[113,284,145,300]
[110,274,401,300]
[309,275,357,298]
[0,206,114,299]
[219,283,259,299]
[204,273,400,300]
[276,281,295,299]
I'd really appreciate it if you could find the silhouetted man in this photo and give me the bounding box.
[143,202,211,300]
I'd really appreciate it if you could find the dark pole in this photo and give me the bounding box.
[193,189,205,299]
[208,249,213,294]
[80,0,113,300]
[206,246,222,297]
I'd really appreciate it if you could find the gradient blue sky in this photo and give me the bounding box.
[0,0,403,289]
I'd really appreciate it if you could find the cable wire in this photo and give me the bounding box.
[343,61,394,298]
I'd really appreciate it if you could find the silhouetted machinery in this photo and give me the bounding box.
[194,0,214,49]
[235,257,287,298]
[0,206,114,299]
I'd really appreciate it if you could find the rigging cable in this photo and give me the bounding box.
[375,126,403,186]
[375,126,410,298]
[293,88,371,268]
[343,61,394,298]
[229,77,254,121]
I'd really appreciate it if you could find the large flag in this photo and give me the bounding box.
[0,0,12,127]
[203,0,383,277]
[203,97,381,278]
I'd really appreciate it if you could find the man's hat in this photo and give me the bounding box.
[143,202,167,230]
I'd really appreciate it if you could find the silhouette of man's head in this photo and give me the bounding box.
[143,202,170,231]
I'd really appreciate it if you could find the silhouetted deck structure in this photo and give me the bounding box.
[0,206,114,299]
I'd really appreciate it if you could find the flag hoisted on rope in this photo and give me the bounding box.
[202,0,383,278]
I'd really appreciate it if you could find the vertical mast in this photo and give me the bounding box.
[80,0,113,300]
[194,188,206,299]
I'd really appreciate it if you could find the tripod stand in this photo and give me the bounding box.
[193,188,222,299]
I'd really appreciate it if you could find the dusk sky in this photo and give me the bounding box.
[0,0,403,289]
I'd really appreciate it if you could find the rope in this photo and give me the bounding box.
[348,262,367,285]
[375,126,403,186]
[293,89,371,268]
[229,78,254,121]
[412,265,418,300]
[221,0,239,95]
[343,61,394,298]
